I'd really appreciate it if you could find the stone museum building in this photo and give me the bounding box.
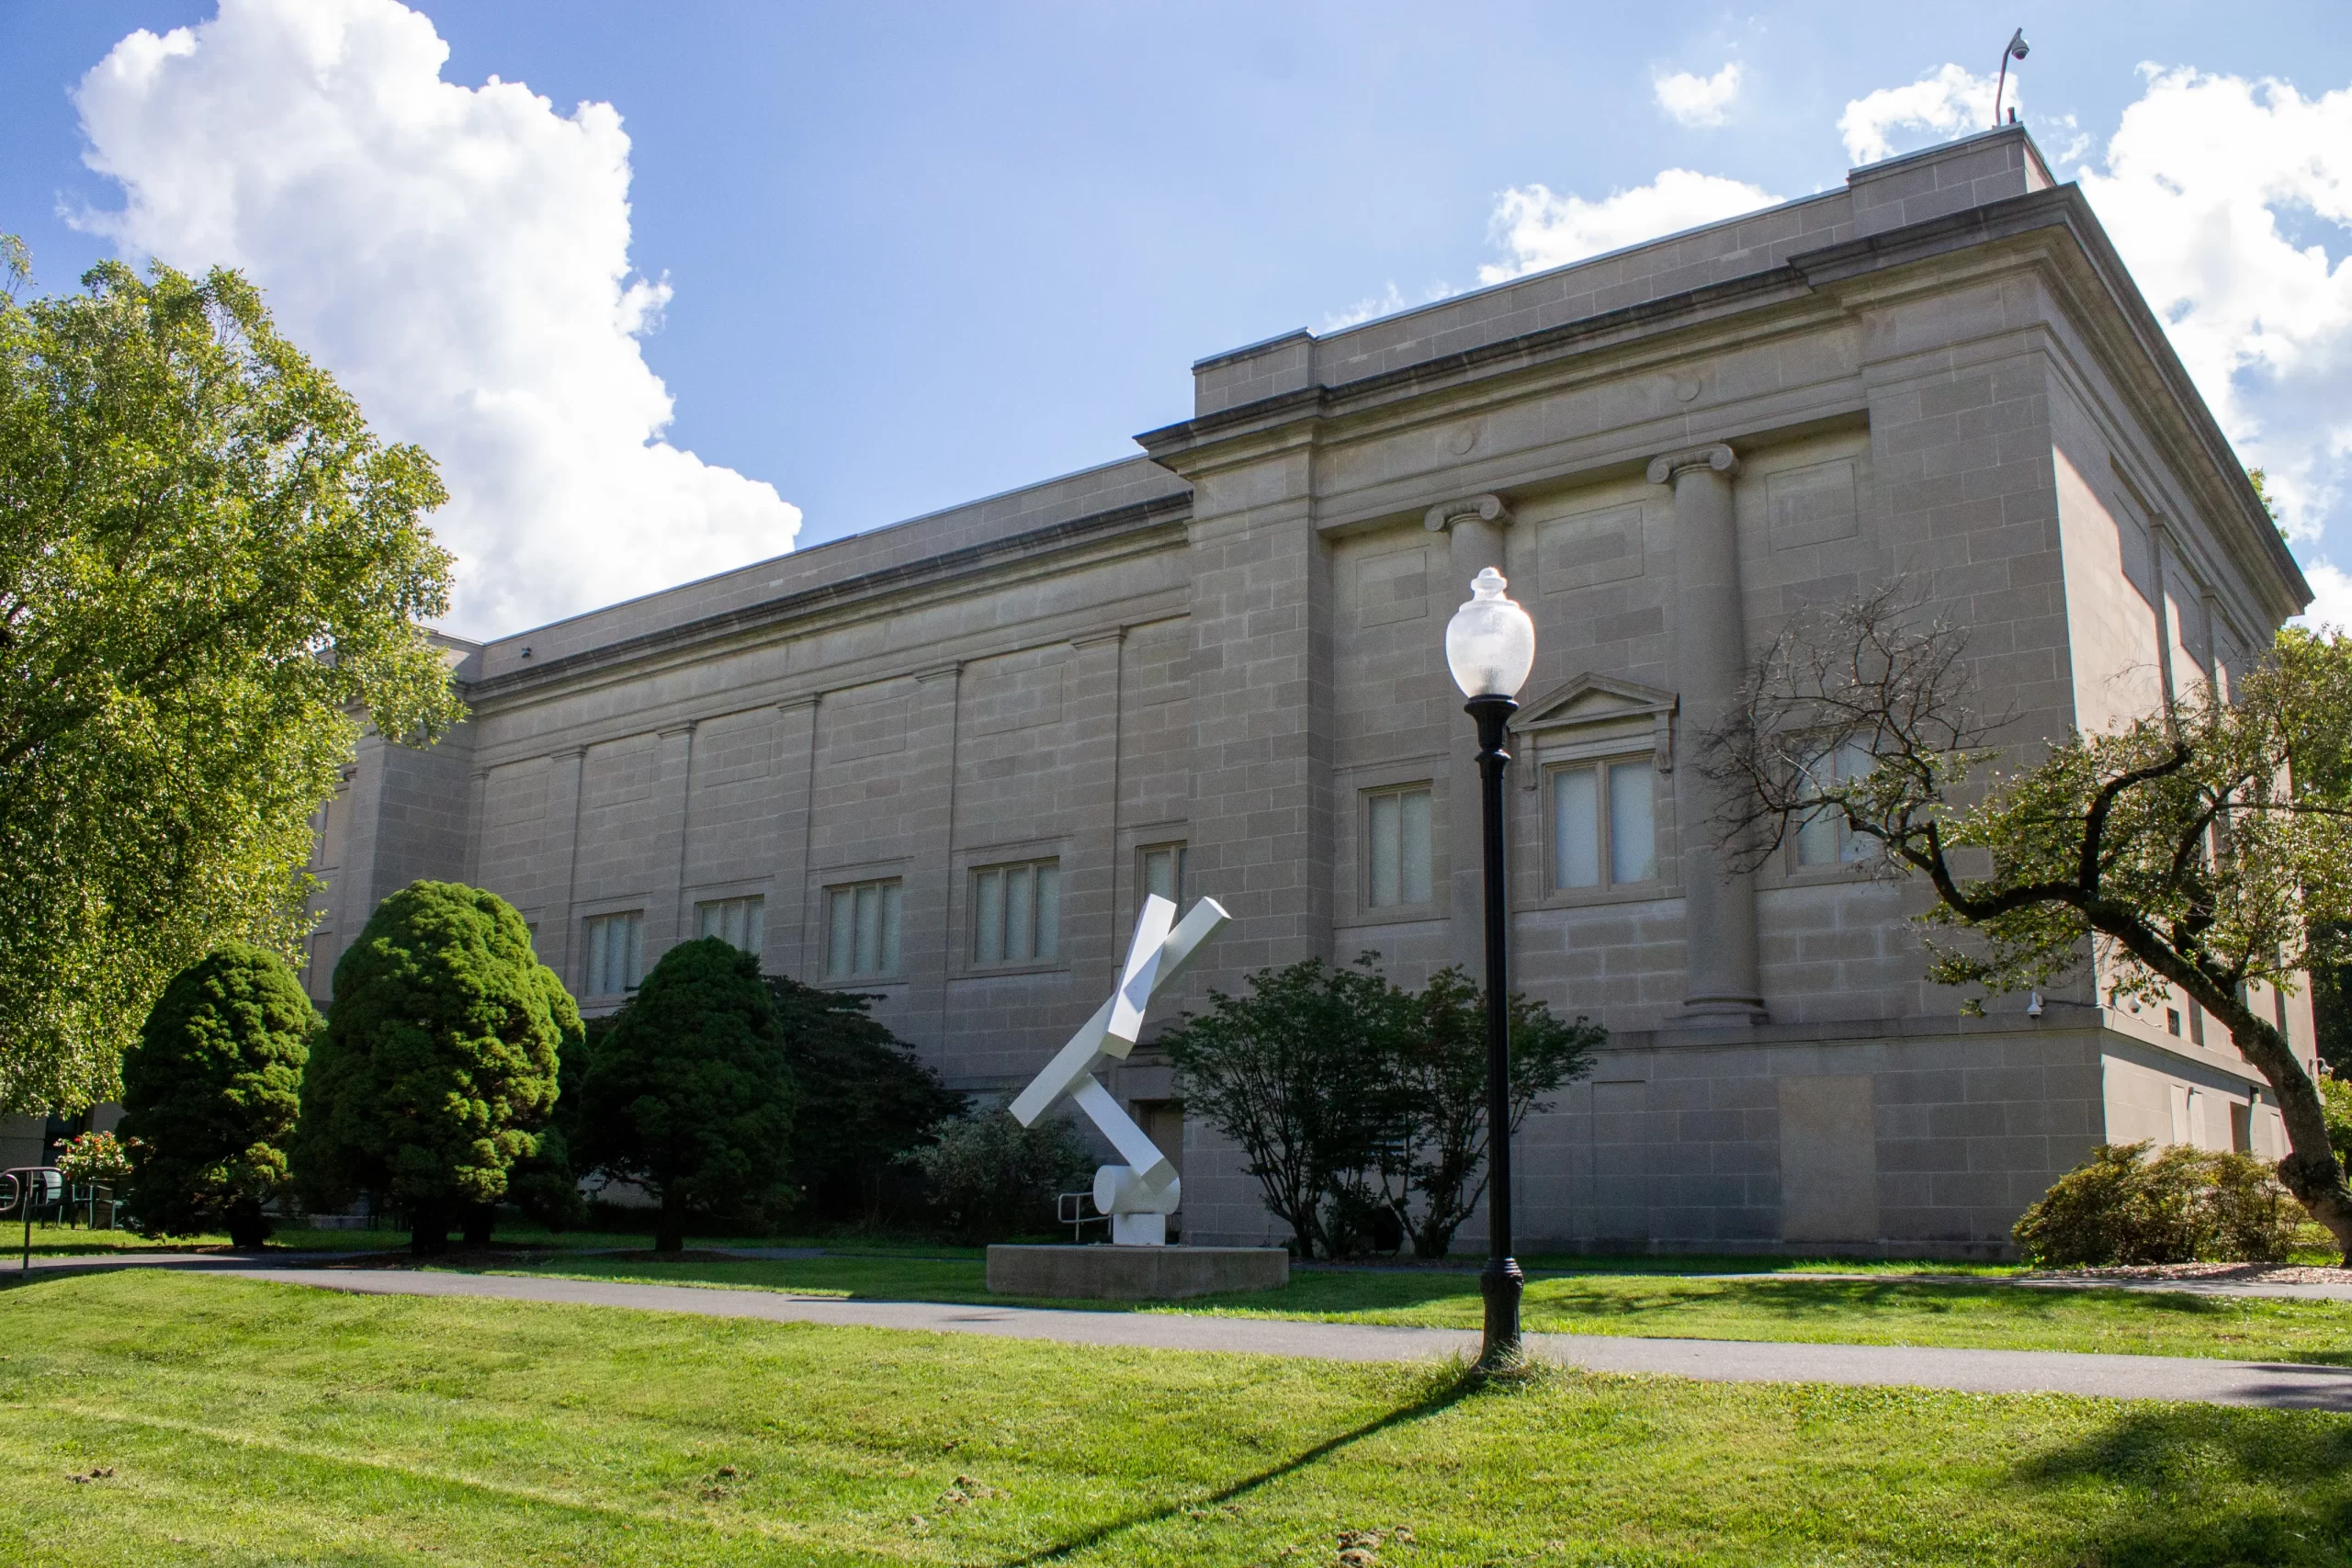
[288,127,2320,1255]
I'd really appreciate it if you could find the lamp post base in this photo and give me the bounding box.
[1478,1255,1524,1367]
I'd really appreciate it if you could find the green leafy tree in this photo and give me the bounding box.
[119,944,316,1247]
[1386,967,1603,1258]
[903,1099,1094,1243]
[1160,956,1414,1258]
[1712,592,2352,1261]
[295,883,572,1253]
[765,975,959,1226]
[0,239,459,1111]
[579,938,795,1253]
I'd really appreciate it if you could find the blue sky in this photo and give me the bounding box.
[6,2,2352,636]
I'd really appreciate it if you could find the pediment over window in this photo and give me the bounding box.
[1512,672,1679,772]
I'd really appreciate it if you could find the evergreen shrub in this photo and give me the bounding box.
[578,938,795,1252]
[120,944,317,1248]
[2012,1140,2312,1265]
[903,1100,1093,1243]
[294,881,574,1253]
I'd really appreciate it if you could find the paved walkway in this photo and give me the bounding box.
[147,1261,2352,1414]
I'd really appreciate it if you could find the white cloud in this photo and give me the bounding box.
[71,0,801,638]
[1322,282,1407,332]
[1654,62,1744,128]
[2075,68,2352,558]
[1838,63,2011,165]
[2294,560,2352,632]
[1480,168,1781,284]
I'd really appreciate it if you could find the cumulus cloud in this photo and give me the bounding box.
[1654,62,1744,128]
[1838,63,2011,164]
[72,0,801,638]
[2296,561,2352,632]
[2075,68,2352,557]
[1322,282,1408,332]
[1480,169,1781,284]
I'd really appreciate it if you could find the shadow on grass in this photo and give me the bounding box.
[2016,1404,2352,1565]
[997,1359,1498,1566]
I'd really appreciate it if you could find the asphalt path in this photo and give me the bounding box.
[89,1261,2336,1413]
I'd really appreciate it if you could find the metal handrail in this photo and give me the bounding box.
[1056,1190,1111,1243]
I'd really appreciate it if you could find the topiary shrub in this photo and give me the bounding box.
[578,937,795,1253]
[2013,1140,2309,1266]
[120,944,317,1248]
[903,1099,1094,1244]
[293,881,575,1254]
[765,975,960,1228]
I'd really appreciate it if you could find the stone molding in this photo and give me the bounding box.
[1422,492,1513,534]
[1645,444,1741,485]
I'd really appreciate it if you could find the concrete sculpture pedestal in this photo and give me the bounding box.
[987,1244,1289,1301]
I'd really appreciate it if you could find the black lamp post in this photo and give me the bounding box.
[1444,566,1536,1367]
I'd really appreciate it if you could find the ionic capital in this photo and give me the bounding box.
[1645,443,1741,485]
[1423,493,1513,534]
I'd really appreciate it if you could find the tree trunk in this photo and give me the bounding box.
[224,1206,272,1250]
[654,1192,686,1255]
[462,1204,495,1247]
[409,1201,446,1257]
[2222,1007,2352,1266]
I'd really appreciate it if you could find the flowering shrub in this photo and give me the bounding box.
[55,1131,133,1185]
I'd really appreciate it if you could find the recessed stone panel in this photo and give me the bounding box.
[1766,459,1859,550]
[1355,546,1429,628]
[1539,504,1646,593]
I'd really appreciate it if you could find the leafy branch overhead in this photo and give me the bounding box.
[0,240,460,1109]
[1706,589,2352,1261]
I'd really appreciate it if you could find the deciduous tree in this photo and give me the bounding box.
[0,240,458,1110]
[1709,590,2352,1261]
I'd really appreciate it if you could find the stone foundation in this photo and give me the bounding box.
[987,1244,1288,1300]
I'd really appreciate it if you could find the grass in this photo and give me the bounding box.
[0,1269,2346,1566]
[465,1251,2352,1366]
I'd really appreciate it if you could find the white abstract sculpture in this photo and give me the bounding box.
[1008,894,1228,1245]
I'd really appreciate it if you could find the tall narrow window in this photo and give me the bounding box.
[824,879,902,979]
[973,859,1060,966]
[1141,843,1188,907]
[696,895,765,955]
[1552,758,1657,892]
[1366,785,1433,907]
[1795,741,1877,866]
[582,910,645,995]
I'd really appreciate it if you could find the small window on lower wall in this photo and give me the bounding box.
[973,859,1060,966]
[1551,757,1657,891]
[1141,842,1187,907]
[1795,741,1876,866]
[582,910,645,996]
[825,880,902,979]
[1366,785,1433,908]
[696,895,764,955]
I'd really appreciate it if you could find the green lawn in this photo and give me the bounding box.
[0,1270,2345,1566]
[471,1252,2352,1365]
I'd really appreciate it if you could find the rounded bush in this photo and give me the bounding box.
[121,944,318,1247]
[294,881,576,1252]
[2013,1140,2312,1266]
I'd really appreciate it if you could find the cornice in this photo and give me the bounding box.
[461,491,1191,704]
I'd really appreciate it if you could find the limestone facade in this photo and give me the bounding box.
[308,129,2316,1256]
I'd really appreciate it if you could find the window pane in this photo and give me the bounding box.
[1369,792,1400,906]
[1174,846,1188,905]
[975,870,1003,964]
[699,902,720,942]
[624,914,642,988]
[1553,767,1600,888]
[879,882,902,973]
[1400,787,1431,904]
[1006,864,1035,963]
[1144,848,1175,903]
[1608,761,1657,884]
[827,890,854,978]
[1836,743,1875,862]
[854,884,882,973]
[1035,863,1060,960]
[744,898,763,957]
